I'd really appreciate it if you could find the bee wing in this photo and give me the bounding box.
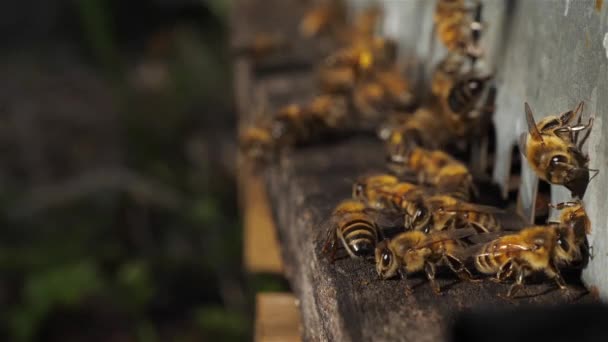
[365,208,404,229]
[474,242,535,257]
[525,102,544,143]
[466,230,511,244]
[495,210,528,231]
[427,227,479,242]
[518,132,528,157]
[439,202,505,214]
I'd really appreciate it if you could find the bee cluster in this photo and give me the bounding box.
[239,2,415,164]
[239,0,598,299]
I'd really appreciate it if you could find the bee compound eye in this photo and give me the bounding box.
[382,251,392,267]
[551,155,568,165]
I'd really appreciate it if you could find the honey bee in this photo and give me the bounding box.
[352,173,399,207]
[271,94,349,146]
[434,0,484,59]
[389,147,476,201]
[519,102,597,197]
[375,229,478,294]
[271,104,310,145]
[399,194,502,233]
[322,36,397,75]
[431,53,466,98]
[299,1,347,38]
[439,73,493,137]
[549,200,591,241]
[352,71,415,120]
[473,224,582,298]
[239,125,274,163]
[307,94,349,129]
[322,199,379,261]
[405,194,503,234]
[384,107,451,167]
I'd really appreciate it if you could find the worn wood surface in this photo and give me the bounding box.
[255,292,302,342]
[265,134,592,342]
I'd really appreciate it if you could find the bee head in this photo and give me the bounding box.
[375,240,399,279]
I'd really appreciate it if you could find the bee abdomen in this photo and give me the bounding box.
[475,243,499,274]
[341,219,377,257]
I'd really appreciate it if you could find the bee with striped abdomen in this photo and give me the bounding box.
[375,228,478,295]
[473,224,582,298]
[322,199,379,262]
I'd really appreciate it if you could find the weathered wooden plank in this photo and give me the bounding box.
[242,168,284,274]
[265,134,592,342]
[255,292,302,342]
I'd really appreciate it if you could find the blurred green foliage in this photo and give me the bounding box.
[0,0,286,341]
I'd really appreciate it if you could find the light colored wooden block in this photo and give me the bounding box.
[255,292,301,342]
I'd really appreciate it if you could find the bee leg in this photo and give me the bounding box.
[444,255,480,282]
[492,261,514,283]
[398,268,413,296]
[506,266,525,298]
[547,262,570,293]
[576,118,593,150]
[424,262,442,295]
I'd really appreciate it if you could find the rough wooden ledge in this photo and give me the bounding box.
[265,136,593,342]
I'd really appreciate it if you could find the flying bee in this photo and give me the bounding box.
[239,125,274,163]
[322,199,379,262]
[434,0,484,59]
[375,228,478,295]
[519,102,597,198]
[473,224,582,298]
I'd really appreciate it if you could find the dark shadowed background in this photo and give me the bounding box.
[0,1,282,340]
